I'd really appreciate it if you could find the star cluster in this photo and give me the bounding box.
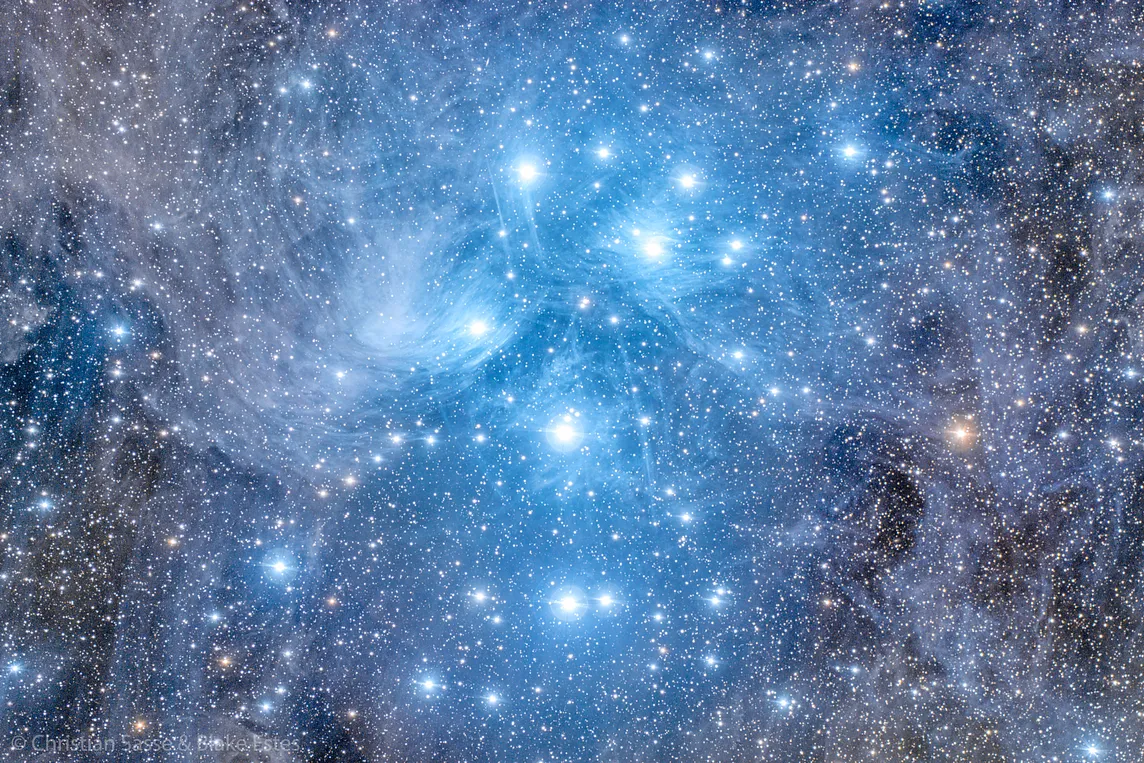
[4,0,1144,760]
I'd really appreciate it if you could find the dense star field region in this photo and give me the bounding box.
[4,0,1144,760]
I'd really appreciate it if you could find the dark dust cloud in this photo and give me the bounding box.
[2,0,1144,760]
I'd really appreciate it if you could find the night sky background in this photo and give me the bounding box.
[4,0,1144,760]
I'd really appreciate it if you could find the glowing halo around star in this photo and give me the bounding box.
[544,413,584,451]
[261,552,297,582]
[515,160,543,186]
[549,586,588,621]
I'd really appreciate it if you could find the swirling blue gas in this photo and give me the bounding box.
[3,1,1144,761]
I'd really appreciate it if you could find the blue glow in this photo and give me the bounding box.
[4,2,1139,760]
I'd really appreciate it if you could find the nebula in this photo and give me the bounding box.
[3,0,1144,760]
